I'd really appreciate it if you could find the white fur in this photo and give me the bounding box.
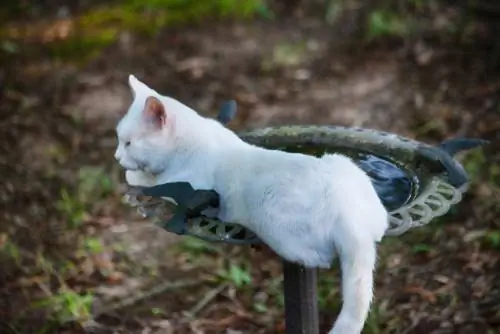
[115,75,389,334]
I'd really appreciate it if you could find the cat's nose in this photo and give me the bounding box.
[114,149,121,161]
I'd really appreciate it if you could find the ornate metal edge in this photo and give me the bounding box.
[126,125,485,244]
[385,177,464,236]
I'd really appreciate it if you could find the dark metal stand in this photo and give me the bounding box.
[283,261,319,334]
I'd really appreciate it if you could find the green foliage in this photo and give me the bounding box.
[366,10,409,39]
[83,237,105,254]
[364,303,387,334]
[126,0,270,18]
[216,262,252,288]
[2,0,272,65]
[33,290,94,323]
[176,236,222,256]
[411,243,433,254]
[266,276,285,307]
[55,188,87,228]
[1,238,22,264]
[261,42,308,71]
[464,229,500,250]
[56,166,113,228]
[409,0,426,10]
[325,0,343,25]
[253,301,268,313]
[317,270,339,310]
[463,149,499,187]
[80,0,272,37]
[483,230,500,250]
[463,149,487,180]
[77,166,114,199]
[47,29,117,63]
[1,40,19,53]
[150,307,168,316]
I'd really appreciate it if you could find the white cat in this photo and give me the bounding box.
[115,75,389,334]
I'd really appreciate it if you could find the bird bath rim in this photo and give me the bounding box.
[127,125,471,244]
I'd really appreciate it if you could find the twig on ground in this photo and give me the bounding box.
[400,314,422,334]
[190,314,244,331]
[76,279,206,326]
[183,283,228,318]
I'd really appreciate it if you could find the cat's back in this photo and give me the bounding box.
[245,148,384,209]
[219,144,373,194]
[247,147,358,178]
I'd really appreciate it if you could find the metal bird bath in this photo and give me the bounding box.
[127,125,481,242]
[123,101,486,334]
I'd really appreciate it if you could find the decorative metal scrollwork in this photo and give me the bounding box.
[125,124,487,244]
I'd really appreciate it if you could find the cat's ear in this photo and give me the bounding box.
[143,96,167,130]
[128,74,150,97]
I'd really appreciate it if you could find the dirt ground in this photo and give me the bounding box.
[1,1,499,333]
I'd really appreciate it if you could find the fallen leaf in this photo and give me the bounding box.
[404,285,437,304]
[106,271,125,284]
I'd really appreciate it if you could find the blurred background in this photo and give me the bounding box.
[0,0,498,333]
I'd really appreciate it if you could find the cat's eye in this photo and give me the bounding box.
[125,141,131,147]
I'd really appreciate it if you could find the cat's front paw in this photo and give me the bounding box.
[125,170,155,187]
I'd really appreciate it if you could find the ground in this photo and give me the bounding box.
[0,1,499,333]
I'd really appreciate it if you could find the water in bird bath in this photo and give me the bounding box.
[278,144,420,212]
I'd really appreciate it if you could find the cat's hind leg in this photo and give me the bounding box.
[328,232,377,334]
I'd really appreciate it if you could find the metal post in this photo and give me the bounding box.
[282,260,319,334]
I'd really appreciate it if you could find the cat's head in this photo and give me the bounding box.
[114,75,178,175]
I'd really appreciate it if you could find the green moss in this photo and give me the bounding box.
[68,0,270,62]
[46,28,117,63]
[2,0,271,64]
[80,0,270,36]
[366,10,411,39]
